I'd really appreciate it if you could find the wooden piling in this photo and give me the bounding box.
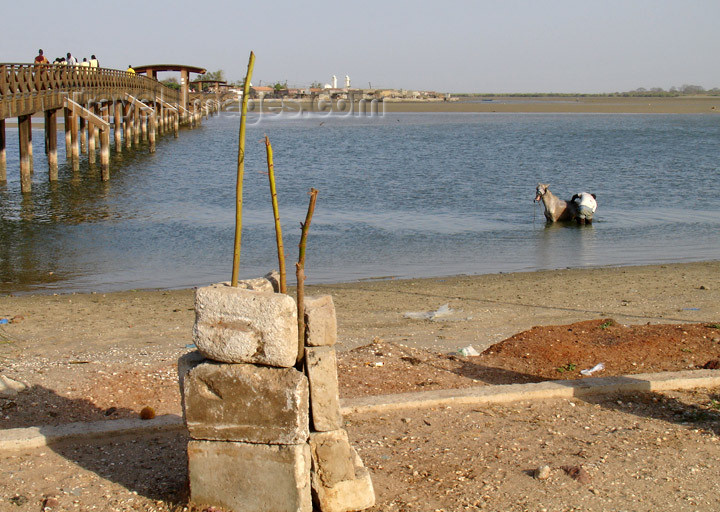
[114,101,122,150]
[0,119,6,182]
[64,108,72,159]
[149,110,156,153]
[141,110,148,140]
[100,128,110,180]
[88,117,97,165]
[80,116,87,154]
[124,103,133,149]
[70,109,80,163]
[134,103,141,144]
[44,109,58,180]
[18,115,32,193]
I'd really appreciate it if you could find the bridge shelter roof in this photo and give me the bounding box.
[133,64,206,75]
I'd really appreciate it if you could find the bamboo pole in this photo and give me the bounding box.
[296,188,319,365]
[265,135,287,293]
[231,51,255,287]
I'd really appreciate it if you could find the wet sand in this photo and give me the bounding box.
[1,261,718,361]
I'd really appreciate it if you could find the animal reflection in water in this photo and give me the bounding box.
[534,183,598,224]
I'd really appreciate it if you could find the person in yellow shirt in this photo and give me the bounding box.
[127,65,135,75]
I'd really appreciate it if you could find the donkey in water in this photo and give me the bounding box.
[534,183,578,222]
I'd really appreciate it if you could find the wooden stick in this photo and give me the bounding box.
[296,188,319,365]
[231,51,256,287]
[265,135,287,293]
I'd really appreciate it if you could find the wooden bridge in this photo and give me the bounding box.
[0,63,225,193]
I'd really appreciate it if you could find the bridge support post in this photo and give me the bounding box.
[70,110,80,169]
[134,104,141,145]
[88,113,97,166]
[124,103,133,149]
[80,116,87,154]
[174,110,179,137]
[18,115,32,193]
[44,109,58,180]
[141,110,148,141]
[0,119,6,182]
[114,101,122,151]
[100,128,110,180]
[149,110,156,153]
[64,108,72,160]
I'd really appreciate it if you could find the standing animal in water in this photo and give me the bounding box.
[534,183,578,222]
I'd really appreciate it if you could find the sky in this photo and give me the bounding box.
[3,0,719,94]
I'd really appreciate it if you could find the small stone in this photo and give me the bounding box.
[562,465,591,484]
[534,465,551,480]
[42,496,60,509]
[0,375,27,397]
[140,406,156,420]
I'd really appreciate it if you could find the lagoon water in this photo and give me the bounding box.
[1,111,719,294]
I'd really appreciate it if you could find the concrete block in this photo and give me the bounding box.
[308,430,355,487]
[310,435,375,512]
[188,440,311,512]
[183,362,309,444]
[177,350,207,415]
[306,347,342,431]
[193,283,298,367]
[304,295,337,347]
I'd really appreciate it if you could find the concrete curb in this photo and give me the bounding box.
[0,414,184,451]
[339,369,720,415]
[2,369,719,451]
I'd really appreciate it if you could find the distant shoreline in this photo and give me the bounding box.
[10,95,718,127]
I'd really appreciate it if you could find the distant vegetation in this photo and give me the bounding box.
[456,84,720,97]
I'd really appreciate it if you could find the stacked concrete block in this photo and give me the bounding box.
[182,279,310,512]
[304,295,375,512]
[180,284,373,512]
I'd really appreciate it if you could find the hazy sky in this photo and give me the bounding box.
[3,0,719,93]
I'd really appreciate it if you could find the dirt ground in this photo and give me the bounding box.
[1,262,720,511]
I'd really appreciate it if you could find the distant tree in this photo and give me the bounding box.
[273,81,288,91]
[310,81,323,89]
[681,84,705,95]
[204,69,226,82]
[161,77,180,90]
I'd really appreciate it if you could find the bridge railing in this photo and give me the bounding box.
[0,63,180,118]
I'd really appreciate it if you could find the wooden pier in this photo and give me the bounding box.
[0,63,222,193]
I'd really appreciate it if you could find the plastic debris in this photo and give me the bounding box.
[185,343,197,349]
[0,374,27,397]
[580,362,605,376]
[0,319,8,325]
[457,345,479,357]
[403,303,453,321]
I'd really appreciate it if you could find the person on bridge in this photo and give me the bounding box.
[127,65,135,75]
[89,55,99,68]
[34,49,49,64]
[80,58,90,67]
[66,52,77,66]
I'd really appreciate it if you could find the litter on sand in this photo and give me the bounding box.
[457,345,480,357]
[580,363,605,376]
[404,303,454,321]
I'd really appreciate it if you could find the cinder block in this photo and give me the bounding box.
[310,434,375,512]
[177,350,207,415]
[306,347,342,432]
[183,362,309,444]
[308,430,355,487]
[193,283,298,367]
[188,440,311,512]
[304,295,337,347]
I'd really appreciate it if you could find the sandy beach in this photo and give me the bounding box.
[1,262,719,511]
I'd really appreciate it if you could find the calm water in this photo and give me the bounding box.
[1,111,719,294]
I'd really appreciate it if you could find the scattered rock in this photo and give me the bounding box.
[9,494,28,506]
[0,375,27,397]
[534,465,551,480]
[562,465,591,484]
[140,406,156,420]
[42,496,60,510]
[703,360,720,370]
